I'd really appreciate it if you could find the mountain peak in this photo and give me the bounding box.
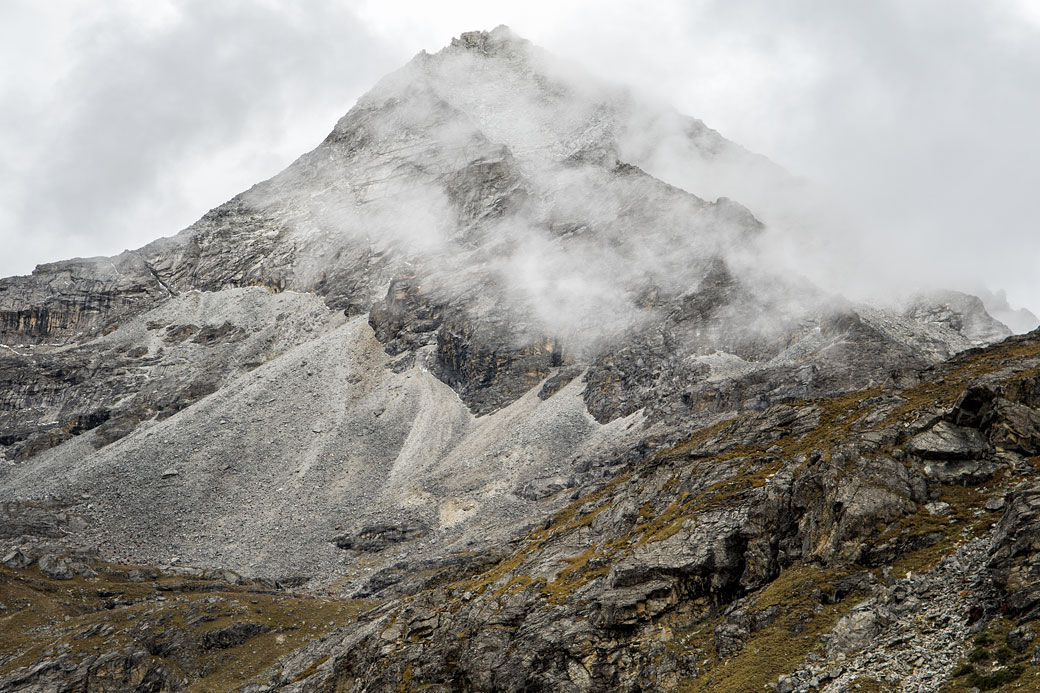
[448,25,526,56]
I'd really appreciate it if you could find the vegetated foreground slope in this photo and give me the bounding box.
[4,323,1040,692]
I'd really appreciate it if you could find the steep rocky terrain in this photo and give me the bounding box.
[3,25,1040,692]
[5,320,1040,692]
[228,329,1040,693]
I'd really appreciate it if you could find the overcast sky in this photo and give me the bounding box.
[2,0,1039,315]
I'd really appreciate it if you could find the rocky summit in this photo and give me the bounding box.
[2,26,1039,693]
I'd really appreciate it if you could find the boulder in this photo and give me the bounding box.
[907,421,989,460]
[922,459,997,485]
[1007,626,1035,653]
[68,561,98,579]
[2,546,37,569]
[714,609,750,658]
[827,608,887,657]
[517,475,575,501]
[38,554,74,580]
[986,399,1040,455]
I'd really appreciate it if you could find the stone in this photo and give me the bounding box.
[714,609,750,658]
[987,399,1040,455]
[68,561,98,579]
[948,384,999,428]
[1007,626,1035,653]
[332,523,429,552]
[38,554,74,580]
[827,609,885,657]
[161,468,180,479]
[985,496,1006,512]
[2,547,36,569]
[752,604,782,631]
[516,475,575,501]
[922,458,997,485]
[907,421,990,460]
[988,482,1040,620]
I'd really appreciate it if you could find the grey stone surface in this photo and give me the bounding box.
[38,554,73,580]
[907,420,990,460]
[989,482,1040,621]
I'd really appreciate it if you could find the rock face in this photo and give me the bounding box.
[904,290,1013,345]
[0,256,166,346]
[247,330,1040,693]
[1,25,1038,693]
[333,523,429,552]
[989,482,1040,621]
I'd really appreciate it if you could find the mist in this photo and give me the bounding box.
[2,1,1038,331]
[223,28,932,364]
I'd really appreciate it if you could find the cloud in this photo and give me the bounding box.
[1,0,1038,320]
[0,0,396,277]
[651,1,1040,313]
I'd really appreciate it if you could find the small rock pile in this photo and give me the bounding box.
[774,533,998,692]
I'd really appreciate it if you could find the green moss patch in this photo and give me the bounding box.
[942,618,1038,692]
[0,562,377,691]
[677,564,868,692]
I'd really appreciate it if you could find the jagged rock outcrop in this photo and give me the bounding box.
[989,482,1040,621]
[0,256,167,346]
[904,289,1013,345]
